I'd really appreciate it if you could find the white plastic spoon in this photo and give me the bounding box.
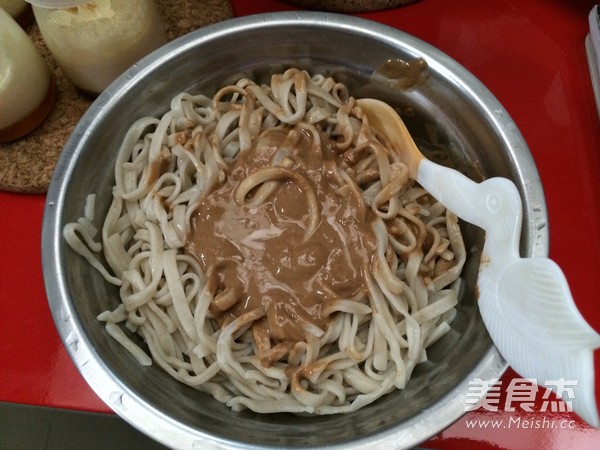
[357,98,600,427]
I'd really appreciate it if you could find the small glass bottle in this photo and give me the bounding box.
[29,0,167,95]
[0,7,54,143]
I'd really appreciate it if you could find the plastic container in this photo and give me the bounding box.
[29,0,167,94]
[0,7,54,143]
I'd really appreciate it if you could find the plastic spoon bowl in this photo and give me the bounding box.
[357,97,600,427]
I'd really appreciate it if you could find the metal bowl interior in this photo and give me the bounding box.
[42,12,548,450]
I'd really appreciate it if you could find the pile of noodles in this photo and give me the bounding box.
[64,68,466,414]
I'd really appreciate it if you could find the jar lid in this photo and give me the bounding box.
[26,1,90,8]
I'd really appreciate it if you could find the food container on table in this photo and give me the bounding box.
[28,0,167,94]
[0,7,54,143]
[41,12,548,450]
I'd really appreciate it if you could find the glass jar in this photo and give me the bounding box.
[0,7,54,143]
[30,0,167,94]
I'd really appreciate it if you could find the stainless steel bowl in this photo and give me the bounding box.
[42,12,548,450]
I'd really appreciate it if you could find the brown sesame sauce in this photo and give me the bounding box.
[187,126,377,350]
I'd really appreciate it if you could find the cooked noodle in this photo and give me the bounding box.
[64,68,466,414]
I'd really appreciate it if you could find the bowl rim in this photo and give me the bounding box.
[42,11,548,450]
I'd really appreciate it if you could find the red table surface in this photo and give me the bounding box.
[1,0,600,448]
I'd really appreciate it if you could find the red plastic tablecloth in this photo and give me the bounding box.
[2,1,600,448]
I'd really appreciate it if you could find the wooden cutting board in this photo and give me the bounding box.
[0,0,233,194]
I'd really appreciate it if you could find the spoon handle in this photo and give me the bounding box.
[479,255,600,428]
[417,159,600,427]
